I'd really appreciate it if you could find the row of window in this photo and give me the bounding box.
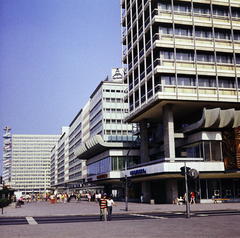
[90,121,102,137]
[105,108,127,113]
[13,177,48,180]
[106,119,122,124]
[14,184,48,187]
[12,138,58,141]
[162,76,237,89]
[12,174,48,176]
[69,123,81,141]
[105,135,134,143]
[69,164,82,173]
[90,100,102,118]
[160,2,239,18]
[176,141,222,162]
[105,130,133,135]
[105,98,124,103]
[162,26,240,41]
[163,51,240,64]
[87,155,141,176]
[103,89,123,93]
[69,172,82,180]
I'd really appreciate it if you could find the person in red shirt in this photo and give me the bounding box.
[190,191,195,204]
[99,194,107,221]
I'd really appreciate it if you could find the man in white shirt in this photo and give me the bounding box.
[106,195,116,221]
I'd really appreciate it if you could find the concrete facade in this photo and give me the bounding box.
[120,0,240,203]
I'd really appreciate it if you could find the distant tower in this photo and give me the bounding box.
[3,126,12,185]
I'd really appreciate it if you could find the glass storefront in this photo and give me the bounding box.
[87,156,141,176]
[200,178,239,199]
[176,141,222,161]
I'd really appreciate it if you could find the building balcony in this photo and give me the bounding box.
[153,58,239,78]
[152,9,240,31]
[153,33,240,54]
[152,83,239,102]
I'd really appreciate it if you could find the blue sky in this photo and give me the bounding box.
[0,0,122,175]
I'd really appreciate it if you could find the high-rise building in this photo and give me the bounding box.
[121,0,240,203]
[74,70,138,196]
[2,126,12,185]
[11,134,60,193]
[52,69,138,196]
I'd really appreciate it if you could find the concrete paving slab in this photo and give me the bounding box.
[1,198,239,217]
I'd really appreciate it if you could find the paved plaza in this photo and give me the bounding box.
[1,198,240,217]
[1,199,240,238]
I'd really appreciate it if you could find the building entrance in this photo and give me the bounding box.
[151,181,166,204]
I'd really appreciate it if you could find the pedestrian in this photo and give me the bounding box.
[77,193,81,203]
[190,191,195,204]
[64,193,68,204]
[107,195,116,221]
[99,193,107,221]
[183,192,187,203]
[88,193,91,202]
[140,191,143,203]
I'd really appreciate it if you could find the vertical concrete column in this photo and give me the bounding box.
[141,181,151,203]
[163,104,175,159]
[140,119,149,163]
[166,179,178,204]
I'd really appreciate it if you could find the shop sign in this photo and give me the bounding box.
[130,168,146,175]
[97,174,108,180]
[69,184,81,188]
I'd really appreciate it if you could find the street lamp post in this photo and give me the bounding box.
[184,162,190,218]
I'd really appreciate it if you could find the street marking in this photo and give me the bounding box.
[26,217,38,225]
[131,214,168,219]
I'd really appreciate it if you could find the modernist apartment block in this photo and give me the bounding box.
[11,134,60,193]
[50,69,137,195]
[74,70,139,196]
[121,0,240,203]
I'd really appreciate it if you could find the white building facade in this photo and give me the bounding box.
[11,134,60,193]
[52,69,139,197]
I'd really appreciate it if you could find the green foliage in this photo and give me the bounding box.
[0,198,13,208]
[0,186,14,208]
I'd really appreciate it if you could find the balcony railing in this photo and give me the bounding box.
[134,55,138,65]
[145,17,150,28]
[151,8,240,25]
[147,64,152,74]
[140,71,145,80]
[134,77,139,85]
[145,40,151,51]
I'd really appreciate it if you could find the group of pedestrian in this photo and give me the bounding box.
[183,191,195,204]
[99,193,117,221]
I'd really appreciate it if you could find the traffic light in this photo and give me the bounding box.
[120,177,126,185]
[180,166,190,176]
[180,167,199,179]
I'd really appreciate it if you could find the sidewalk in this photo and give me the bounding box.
[1,199,240,217]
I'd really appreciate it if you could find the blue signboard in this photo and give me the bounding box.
[130,168,146,175]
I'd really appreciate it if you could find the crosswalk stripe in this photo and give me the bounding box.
[26,217,38,225]
[131,214,168,219]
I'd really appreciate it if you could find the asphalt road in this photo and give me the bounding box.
[1,201,240,237]
[1,212,240,238]
[1,209,240,225]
